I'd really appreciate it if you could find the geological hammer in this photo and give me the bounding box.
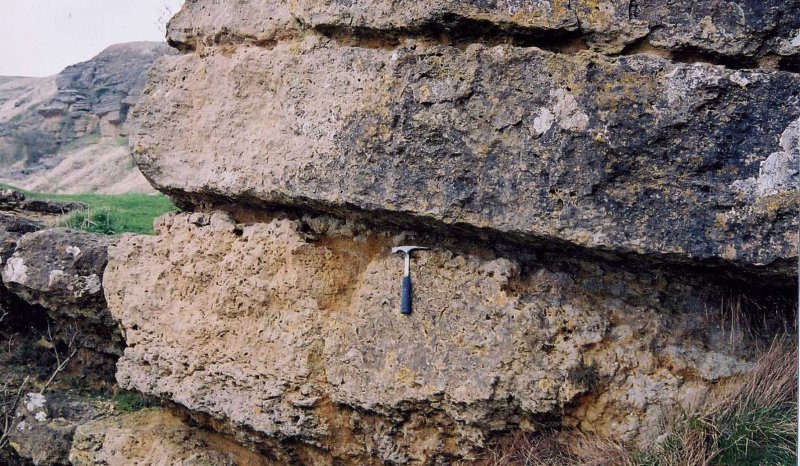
[391,246,428,315]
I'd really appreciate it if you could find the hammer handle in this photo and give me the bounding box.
[400,275,412,315]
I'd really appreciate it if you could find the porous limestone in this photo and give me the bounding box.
[132,38,800,275]
[105,212,764,463]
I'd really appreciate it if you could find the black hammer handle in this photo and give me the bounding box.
[400,275,412,315]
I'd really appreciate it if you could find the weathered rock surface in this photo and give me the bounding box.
[70,408,272,466]
[8,393,252,466]
[105,212,765,463]
[0,213,40,257]
[168,0,800,59]
[8,392,105,466]
[0,193,46,321]
[133,38,799,274]
[2,228,121,356]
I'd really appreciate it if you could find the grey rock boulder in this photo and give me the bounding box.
[2,228,121,355]
[8,392,106,466]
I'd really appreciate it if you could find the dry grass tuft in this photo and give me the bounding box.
[468,431,571,466]
[468,430,637,466]
[646,338,797,466]
[473,339,797,466]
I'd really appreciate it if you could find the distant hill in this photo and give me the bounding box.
[0,42,176,193]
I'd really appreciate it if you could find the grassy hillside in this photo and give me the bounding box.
[1,183,177,235]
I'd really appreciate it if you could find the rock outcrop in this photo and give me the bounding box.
[0,215,124,464]
[103,0,800,464]
[167,0,800,61]
[0,190,120,374]
[0,190,65,324]
[7,393,106,466]
[105,210,782,463]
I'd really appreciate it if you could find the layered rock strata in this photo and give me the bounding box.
[168,0,800,61]
[112,0,800,464]
[0,42,175,167]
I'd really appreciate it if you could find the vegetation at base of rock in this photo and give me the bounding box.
[475,340,797,466]
[113,392,158,412]
[641,340,797,466]
[62,208,117,234]
[0,183,177,234]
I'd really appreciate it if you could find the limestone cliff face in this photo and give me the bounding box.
[110,0,800,464]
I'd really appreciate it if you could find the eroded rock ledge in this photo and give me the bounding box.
[104,211,786,464]
[133,38,799,275]
[167,0,800,65]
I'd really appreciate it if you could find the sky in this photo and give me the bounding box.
[0,0,184,77]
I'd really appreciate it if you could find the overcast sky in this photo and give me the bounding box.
[0,0,184,77]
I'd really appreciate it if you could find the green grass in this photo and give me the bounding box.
[1,183,177,235]
[113,392,158,412]
[62,208,117,235]
[713,403,796,465]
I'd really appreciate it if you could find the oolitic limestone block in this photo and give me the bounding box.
[104,212,757,463]
[132,39,800,273]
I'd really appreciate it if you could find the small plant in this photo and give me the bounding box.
[63,208,116,235]
[113,392,157,412]
[569,361,599,391]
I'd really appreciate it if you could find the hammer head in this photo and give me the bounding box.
[391,245,428,256]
